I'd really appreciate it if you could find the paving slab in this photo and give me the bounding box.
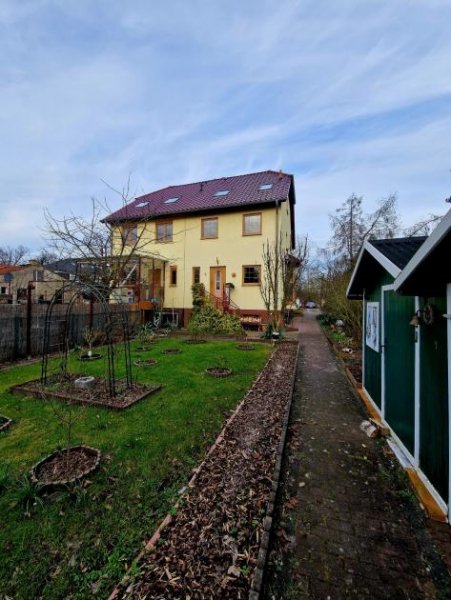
[264,312,451,600]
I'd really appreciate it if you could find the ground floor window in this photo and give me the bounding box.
[192,266,200,284]
[242,265,261,285]
[169,265,177,286]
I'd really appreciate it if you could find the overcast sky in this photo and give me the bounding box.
[1,0,451,254]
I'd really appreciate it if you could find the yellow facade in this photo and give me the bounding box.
[112,198,293,313]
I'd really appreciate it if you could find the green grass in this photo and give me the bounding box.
[0,338,271,599]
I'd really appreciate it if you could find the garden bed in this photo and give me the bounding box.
[11,375,162,410]
[31,445,101,487]
[111,341,299,599]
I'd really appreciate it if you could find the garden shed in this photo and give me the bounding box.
[394,208,451,520]
[346,233,450,520]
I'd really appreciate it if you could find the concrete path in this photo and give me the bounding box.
[264,312,451,599]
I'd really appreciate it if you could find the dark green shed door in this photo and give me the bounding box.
[419,297,449,503]
[383,290,416,455]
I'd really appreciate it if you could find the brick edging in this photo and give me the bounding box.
[249,341,301,599]
[108,347,279,600]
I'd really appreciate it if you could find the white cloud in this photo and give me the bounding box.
[0,0,451,252]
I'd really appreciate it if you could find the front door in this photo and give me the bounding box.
[150,269,162,303]
[210,266,226,308]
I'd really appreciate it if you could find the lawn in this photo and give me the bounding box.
[0,338,271,599]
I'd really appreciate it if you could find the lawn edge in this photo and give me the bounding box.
[108,342,284,600]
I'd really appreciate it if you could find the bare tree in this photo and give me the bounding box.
[0,245,29,265]
[403,213,444,237]
[43,178,169,295]
[330,193,400,268]
[259,239,302,331]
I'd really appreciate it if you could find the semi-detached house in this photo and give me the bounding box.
[103,170,296,326]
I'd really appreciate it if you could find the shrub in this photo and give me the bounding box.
[188,302,243,336]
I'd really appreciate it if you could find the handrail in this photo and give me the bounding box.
[203,289,240,315]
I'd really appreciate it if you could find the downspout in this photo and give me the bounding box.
[275,200,280,327]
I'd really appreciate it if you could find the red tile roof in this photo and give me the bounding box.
[0,265,22,275]
[103,170,294,223]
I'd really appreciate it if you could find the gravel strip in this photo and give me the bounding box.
[112,341,298,599]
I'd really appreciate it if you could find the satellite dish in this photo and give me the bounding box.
[3,273,13,283]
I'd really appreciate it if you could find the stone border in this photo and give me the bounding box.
[248,341,300,599]
[108,346,288,600]
[30,445,101,488]
[11,380,162,410]
[0,416,12,432]
[204,367,233,378]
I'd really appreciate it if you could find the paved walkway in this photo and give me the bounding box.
[264,312,451,599]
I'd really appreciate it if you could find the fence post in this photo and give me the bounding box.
[26,283,34,357]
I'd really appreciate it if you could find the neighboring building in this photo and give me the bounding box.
[0,262,69,304]
[347,217,451,522]
[103,170,296,324]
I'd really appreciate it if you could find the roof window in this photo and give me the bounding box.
[164,197,179,204]
[214,190,230,197]
[259,183,273,190]
[135,201,149,208]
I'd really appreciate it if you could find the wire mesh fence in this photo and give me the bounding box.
[0,304,141,363]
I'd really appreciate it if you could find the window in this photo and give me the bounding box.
[0,287,6,295]
[156,220,173,242]
[192,266,200,285]
[164,197,179,204]
[242,265,261,285]
[201,217,218,239]
[243,213,262,236]
[33,270,44,282]
[122,223,138,245]
[214,190,229,197]
[135,201,149,208]
[259,183,273,190]
[169,265,177,286]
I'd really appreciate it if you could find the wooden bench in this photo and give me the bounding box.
[240,315,262,331]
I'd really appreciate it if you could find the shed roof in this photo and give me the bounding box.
[347,237,426,299]
[103,169,294,221]
[394,208,451,296]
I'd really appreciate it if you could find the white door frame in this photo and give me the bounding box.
[414,296,420,467]
[447,283,451,520]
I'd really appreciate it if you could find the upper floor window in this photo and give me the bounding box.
[156,220,173,242]
[121,223,138,245]
[243,213,262,236]
[201,217,218,239]
[242,265,261,285]
[32,270,44,282]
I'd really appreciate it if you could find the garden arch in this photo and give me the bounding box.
[40,281,132,397]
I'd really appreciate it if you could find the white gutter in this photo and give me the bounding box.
[346,240,400,298]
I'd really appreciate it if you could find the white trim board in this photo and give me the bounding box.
[394,208,451,292]
[447,283,451,520]
[346,240,400,298]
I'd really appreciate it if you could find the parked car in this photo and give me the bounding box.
[304,300,317,309]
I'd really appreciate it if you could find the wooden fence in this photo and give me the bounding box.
[0,304,142,363]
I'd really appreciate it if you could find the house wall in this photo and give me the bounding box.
[113,199,293,314]
[363,269,394,408]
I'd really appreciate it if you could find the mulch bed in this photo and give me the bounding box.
[31,445,101,487]
[134,359,159,367]
[111,341,298,599]
[236,344,255,351]
[162,348,182,355]
[11,375,162,410]
[205,367,233,378]
[184,339,207,344]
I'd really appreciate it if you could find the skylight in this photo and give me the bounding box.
[214,190,229,197]
[259,183,273,190]
[164,197,179,204]
[135,201,149,208]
